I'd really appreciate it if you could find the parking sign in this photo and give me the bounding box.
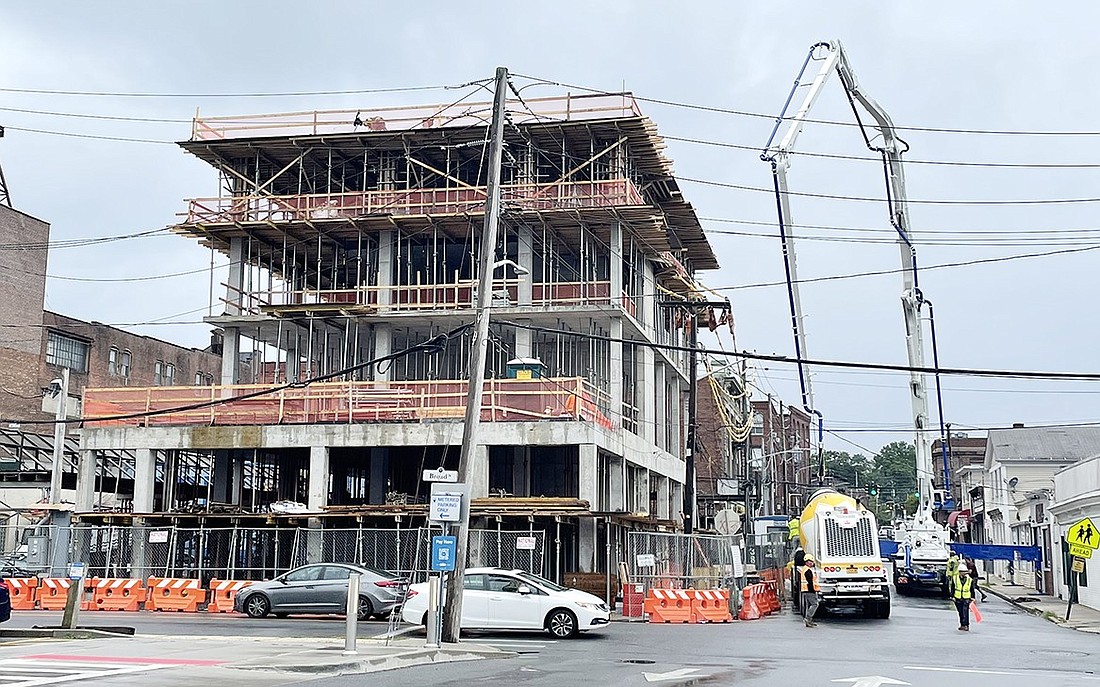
[432,536,457,572]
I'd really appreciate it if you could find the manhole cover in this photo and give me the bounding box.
[1032,649,1089,657]
[622,659,657,665]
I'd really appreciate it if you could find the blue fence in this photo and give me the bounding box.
[878,539,1041,563]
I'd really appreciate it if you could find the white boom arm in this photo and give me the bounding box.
[762,41,941,533]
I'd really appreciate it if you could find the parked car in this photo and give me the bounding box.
[234,563,405,620]
[401,567,610,638]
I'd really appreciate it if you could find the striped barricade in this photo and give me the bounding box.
[6,578,37,611]
[690,588,732,623]
[37,578,90,611]
[738,585,762,620]
[206,579,253,613]
[643,588,694,623]
[145,578,206,612]
[89,578,145,611]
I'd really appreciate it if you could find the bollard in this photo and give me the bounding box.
[425,574,441,648]
[343,572,360,656]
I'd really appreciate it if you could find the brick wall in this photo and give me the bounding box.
[0,206,49,422]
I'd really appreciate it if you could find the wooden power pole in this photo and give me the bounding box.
[442,66,509,644]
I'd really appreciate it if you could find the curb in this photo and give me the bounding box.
[233,646,514,676]
[982,585,1066,624]
[0,628,133,640]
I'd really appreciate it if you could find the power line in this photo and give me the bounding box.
[0,83,474,99]
[501,319,1100,381]
[512,73,1100,137]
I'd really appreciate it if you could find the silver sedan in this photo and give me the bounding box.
[233,563,405,620]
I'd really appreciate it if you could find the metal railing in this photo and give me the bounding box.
[83,377,614,429]
[191,93,643,141]
[182,179,644,225]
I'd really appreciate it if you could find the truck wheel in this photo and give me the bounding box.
[876,600,891,619]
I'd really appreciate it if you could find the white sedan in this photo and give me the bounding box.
[401,567,610,638]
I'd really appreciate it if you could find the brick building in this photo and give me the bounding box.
[748,397,813,516]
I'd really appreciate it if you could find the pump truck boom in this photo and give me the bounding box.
[762,40,953,597]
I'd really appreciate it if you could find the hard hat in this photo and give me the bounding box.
[805,555,815,563]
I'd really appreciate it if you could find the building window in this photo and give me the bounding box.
[154,361,163,386]
[108,347,119,376]
[164,364,175,386]
[46,331,90,372]
[195,372,204,385]
[752,412,764,435]
[119,350,131,378]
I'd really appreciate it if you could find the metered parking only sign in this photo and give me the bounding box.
[432,536,457,572]
[429,491,462,522]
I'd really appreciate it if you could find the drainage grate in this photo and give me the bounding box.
[621,659,657,665]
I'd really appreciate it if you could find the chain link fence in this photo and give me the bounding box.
[0,524,546,585]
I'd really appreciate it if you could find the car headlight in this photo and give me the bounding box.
[574,601,603,610]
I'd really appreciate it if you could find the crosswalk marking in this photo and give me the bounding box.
[0,658,164,686]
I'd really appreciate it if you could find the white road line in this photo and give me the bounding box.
[905,666,1100,680]
[0,659,165,687]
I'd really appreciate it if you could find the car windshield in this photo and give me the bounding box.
[517,571,568,592]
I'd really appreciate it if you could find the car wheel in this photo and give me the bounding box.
[421,611,429,627]
[356,595,374,621]
[546,608,578,638]
[244,594,270,619]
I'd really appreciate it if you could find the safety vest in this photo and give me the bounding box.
[788,519,801,541]
[952,573,973,600]
[800,567,817,593]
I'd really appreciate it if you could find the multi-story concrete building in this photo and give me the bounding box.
[77,91,719,579]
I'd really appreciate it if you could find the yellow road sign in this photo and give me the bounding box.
[1068,517,1099,550]
[1069,543,1093,559]
[1072,557,1086,573]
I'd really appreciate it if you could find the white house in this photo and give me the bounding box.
[974,426,1100,591]
[1050,454,1100,610]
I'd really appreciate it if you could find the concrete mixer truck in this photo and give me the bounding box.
[791,488,891,619]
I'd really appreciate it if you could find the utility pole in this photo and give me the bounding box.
[659,299,729,534]
[0,124,11,208]
[49,367,70,503]
[442,66,508,644]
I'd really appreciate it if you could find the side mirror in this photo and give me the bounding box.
[516,585,532,595]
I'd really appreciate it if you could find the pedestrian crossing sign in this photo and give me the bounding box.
[1068,517,1099,550]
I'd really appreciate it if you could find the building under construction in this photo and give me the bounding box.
[76,87,721,582]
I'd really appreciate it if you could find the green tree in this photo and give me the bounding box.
[870,441,917,497]
[903,494,920,516]
[824,450,872,488]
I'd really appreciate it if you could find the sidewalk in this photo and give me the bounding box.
[0,633,514,678]
[981,574,1100,635]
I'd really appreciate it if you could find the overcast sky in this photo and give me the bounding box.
[2,2,1098,456]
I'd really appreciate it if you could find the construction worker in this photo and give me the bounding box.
[949,558,975,631]
[801,555,821,627]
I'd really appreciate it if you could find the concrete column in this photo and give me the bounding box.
[219,236,246,387]
[369,447,389,504]
[656,475,671,520]
[307,446,330,511]
[514,322,532,359]
[468,444,489,499]
[220,328,240,387]
[231,455,244,506]
[578,517,598,573]
[518,223,533,305]
[578,444,598,506]
[610,221,623,304]
[670,482,683,524]
[377,229,394,307]
[655,363,667,453]
[133,448,155,514]
[609,457,624,512]
[211,450,230,503]
[75,449,97,512]
[373,323,392,382]
[639,346,658,444]
[609,317,623,428]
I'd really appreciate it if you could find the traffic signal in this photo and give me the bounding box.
[869,485,878,497]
